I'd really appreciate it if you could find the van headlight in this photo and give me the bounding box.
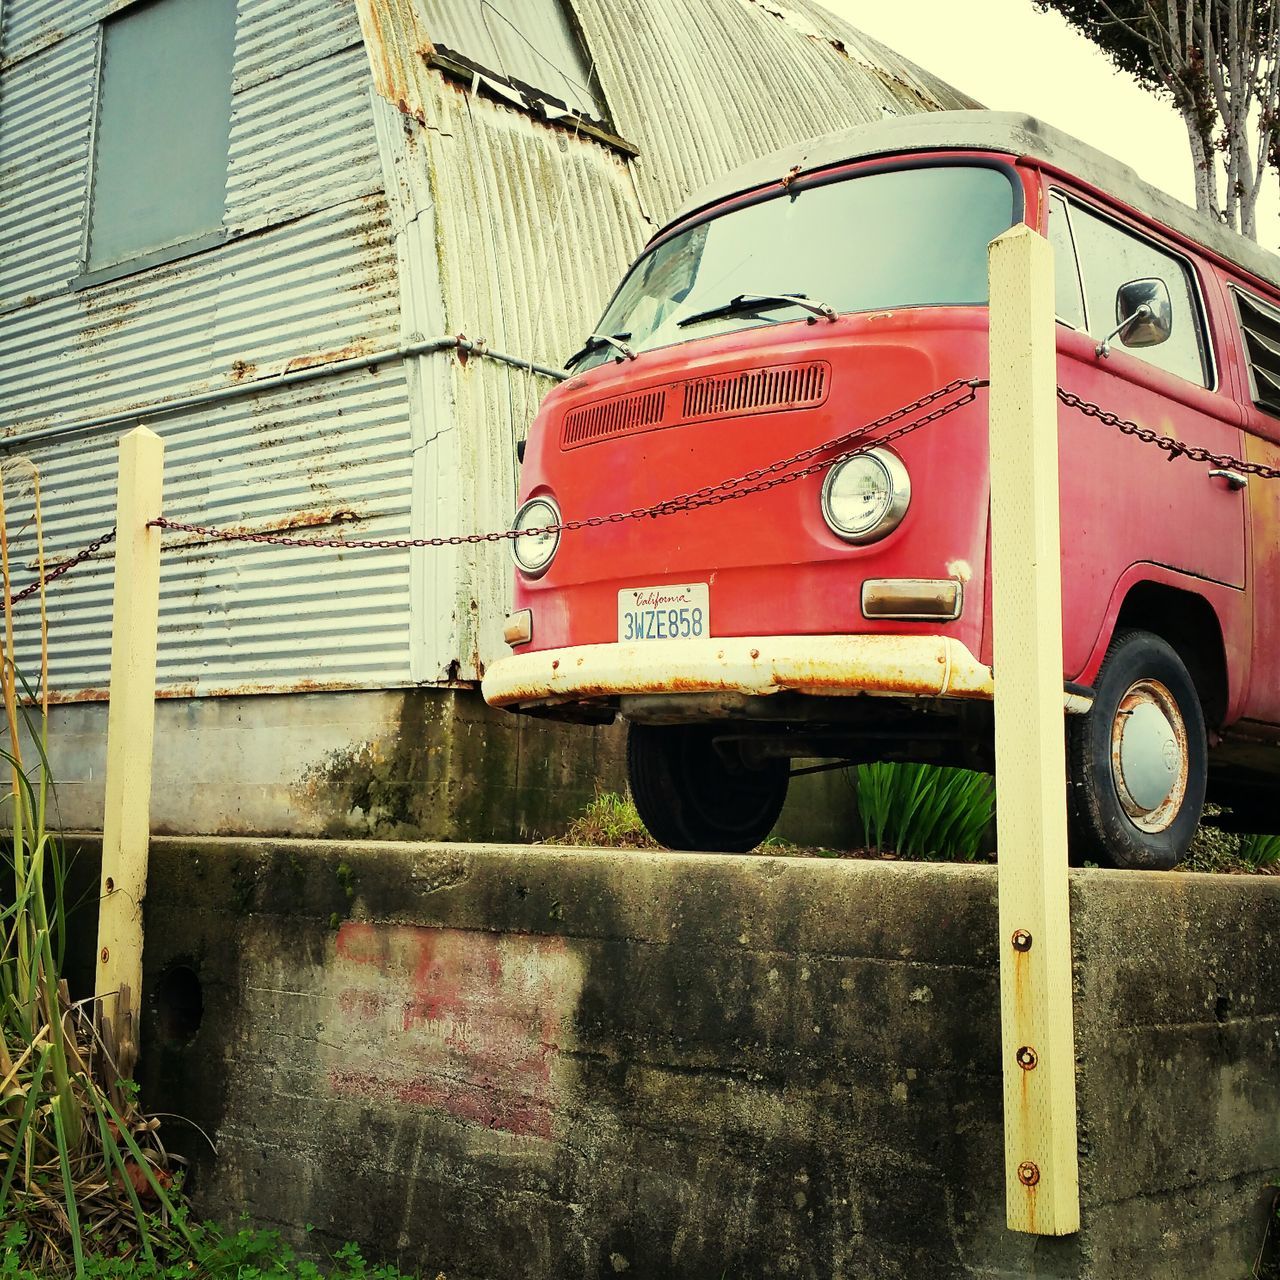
[511,496,561,576]
[820,448,911,544]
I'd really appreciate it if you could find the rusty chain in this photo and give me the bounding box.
[2,527,116,613]
[9,380,1275,615]
[1057,388,1280,478]
[150,377,989,549]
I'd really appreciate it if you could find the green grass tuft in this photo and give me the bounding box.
[561,792,658,849]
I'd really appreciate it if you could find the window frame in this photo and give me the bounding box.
[1046,191,1087,333]
[424,1,635,157]
[569,156,1024,374]
[1047,185,1218,392]
[73,0,234,291]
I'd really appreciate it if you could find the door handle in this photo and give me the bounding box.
[1208,468,1248,490]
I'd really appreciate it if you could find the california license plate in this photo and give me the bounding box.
[618,583,710,642]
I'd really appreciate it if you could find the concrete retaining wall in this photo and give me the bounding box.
[45,689,856,846]
[112,838,1279,1279]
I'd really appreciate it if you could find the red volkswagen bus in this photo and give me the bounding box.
[483,111,1280,869]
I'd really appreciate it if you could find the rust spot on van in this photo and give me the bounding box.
[230,359,257,382]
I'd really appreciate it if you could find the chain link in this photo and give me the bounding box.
[150,378,988,550]
[1057,387,1280,479]
[3,527,117,613]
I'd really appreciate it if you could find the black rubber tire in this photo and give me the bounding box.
[626,723,790,852]
[1066,628,1207,869]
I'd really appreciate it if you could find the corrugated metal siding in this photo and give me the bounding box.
[233,0,360,92]
[0,26,96,310]
[0,0,88,66]
[573,0,980,224]
[226,41,379,232]
[0,0,411,696]
[1,196,398,433]
[413,79,651,671]
[8,364,414,695]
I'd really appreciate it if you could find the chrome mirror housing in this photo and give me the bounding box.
[1096,277,1173,357]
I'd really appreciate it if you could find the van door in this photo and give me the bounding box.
[1229,289,1280,725]
[1047,193,1247,680]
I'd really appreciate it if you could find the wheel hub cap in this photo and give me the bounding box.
[1110,679,1188,833]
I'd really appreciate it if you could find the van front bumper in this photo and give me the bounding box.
[483,634,1003,712]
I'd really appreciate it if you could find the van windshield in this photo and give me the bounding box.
[569,164,1017,372]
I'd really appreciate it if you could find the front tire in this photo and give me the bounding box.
[627,723,790,852]
[1067,629,1207,869]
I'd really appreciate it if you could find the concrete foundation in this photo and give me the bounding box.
[82,837,1280,1279]
[44,688,859,846]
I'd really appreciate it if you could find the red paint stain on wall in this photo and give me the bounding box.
[327,923,572,1140]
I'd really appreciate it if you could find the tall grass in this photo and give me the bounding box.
[855,760,995,860]
[0,459,190,1274]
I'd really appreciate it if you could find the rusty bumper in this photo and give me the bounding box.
[482,634,1006,712]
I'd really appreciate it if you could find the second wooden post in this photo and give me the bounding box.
[987,223,1080,1236]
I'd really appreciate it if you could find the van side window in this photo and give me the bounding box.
[1234,291,1280,417]
[1047,195,1087,330]
[1068,203,1211,387]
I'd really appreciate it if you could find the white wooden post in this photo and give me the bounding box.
[95,426,164,1064]
[988,224,1080,1235]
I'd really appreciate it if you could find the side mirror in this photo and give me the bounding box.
[1096,278,1172,358]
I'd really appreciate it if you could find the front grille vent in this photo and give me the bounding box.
[562,389,667,448]
[559,360,829,449]
[683,362,827,420]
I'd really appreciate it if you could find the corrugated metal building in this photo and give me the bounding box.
[0,0,976,837]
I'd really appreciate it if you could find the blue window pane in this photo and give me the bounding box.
[88,0,237,270]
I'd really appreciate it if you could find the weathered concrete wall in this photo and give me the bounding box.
[46,689,853,846]
[108,839,1279,1279]
[46,689,626,841]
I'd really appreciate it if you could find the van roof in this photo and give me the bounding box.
[673,110,1280,294]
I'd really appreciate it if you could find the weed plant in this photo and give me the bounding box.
[855,761,994,860]
[561,791,657,849]
[0,461,190,1272]
[1,1220,431,1278]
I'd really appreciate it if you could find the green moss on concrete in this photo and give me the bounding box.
[297,689,625,844]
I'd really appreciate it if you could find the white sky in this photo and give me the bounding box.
[818,0,1280,254]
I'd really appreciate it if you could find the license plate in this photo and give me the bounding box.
[618,583,710,642]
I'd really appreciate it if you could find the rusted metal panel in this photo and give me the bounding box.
[354,0,433,124]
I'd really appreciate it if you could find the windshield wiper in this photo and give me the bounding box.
[677,292,838,328]
[564,331,636,369]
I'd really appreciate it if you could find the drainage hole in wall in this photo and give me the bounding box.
[155,963,204,1047]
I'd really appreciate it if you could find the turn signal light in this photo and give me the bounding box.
[861,578,962,621]
[503,610,533,646]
